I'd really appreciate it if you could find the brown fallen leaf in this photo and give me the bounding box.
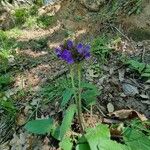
[103,118,121,124]
[109,109,147,121]
[42,137,51,150]
[107,102,115,113]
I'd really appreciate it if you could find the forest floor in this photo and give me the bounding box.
[0,0,150,149]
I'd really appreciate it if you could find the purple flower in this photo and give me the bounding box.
[61,49,74,64]
[84,45,90,53]
[77,43,83,54]
[83,44,91,59]
[67,40,74,49]
[84,52,91,59]
[55,47,62,58]
[54,40,91,64]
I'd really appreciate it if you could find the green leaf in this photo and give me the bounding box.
[59,104,77,140]
[81,82,98,90]
[98,139,129,150]
[59,137,73,150]
[82,89,99,106]
[61,88,74,108]
[25,118,53,134]
[76,143,90,150]
[51,126,61,140]
[127,60,145,73]
[144,66,150,73]
[123,128,150,150]
[85,124,110,150]
[141,73,150,77]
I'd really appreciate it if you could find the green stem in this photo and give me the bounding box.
[77,63,84,133]
[70,64,84,133]
[70,65,78,104]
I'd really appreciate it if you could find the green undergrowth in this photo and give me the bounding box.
[12,5,57,29]
[123,58,150,79]
[25,117,150,150]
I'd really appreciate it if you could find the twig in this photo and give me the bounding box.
[96,104,106,117]
[141,46,146,63]
[35,99,40,119]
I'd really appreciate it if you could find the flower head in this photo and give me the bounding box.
[77,43,83,54]
[55,47,62,58]
[61,49,74,64]
[83,45,91,59]
[67,40,74,49]
[54,40,91,64]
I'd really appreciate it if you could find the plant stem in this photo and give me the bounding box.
[70,66,78,104]
[70,64,84,133]
[77,63,84,133]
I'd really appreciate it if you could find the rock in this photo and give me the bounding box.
[79,0,106,12]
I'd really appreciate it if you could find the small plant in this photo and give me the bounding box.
[126,59,150,78]
[24,16,38,29]
[13,8,29,25]
[25,40,100,148]
[91,36,112,63]
[0,31,16,72]
[34,0,44,6]
[37,14,57,28]
[29,5,39,16]
[54,40,92,132]
[0,97,16,116]
[0,74,13,89]
[0,74,16,117]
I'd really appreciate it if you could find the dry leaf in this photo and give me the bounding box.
[107,103,114,113]
[87,69,99,78]
[103,118,121,124]
[109,109,147,121]
[122,83,139,96]
[141,100,150,105]
[42,137,50,150]
[16,114,26,126]
[145,79,150,84]
[118,69,125,82]
[140,94,149,99]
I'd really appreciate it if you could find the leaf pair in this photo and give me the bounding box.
[81,82,100,106]
[76,124,128,150]
[25,104,76,149]
[61,82,100,108]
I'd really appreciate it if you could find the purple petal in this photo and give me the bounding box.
[77,43,83,54]
[61,49,74,64]
[84,45,90,53]
[66,57,74,64]
[85,52,91,59]
[67,40,74,49]
[55,47,62,57]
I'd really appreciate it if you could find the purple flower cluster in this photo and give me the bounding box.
[55,40,91,64]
